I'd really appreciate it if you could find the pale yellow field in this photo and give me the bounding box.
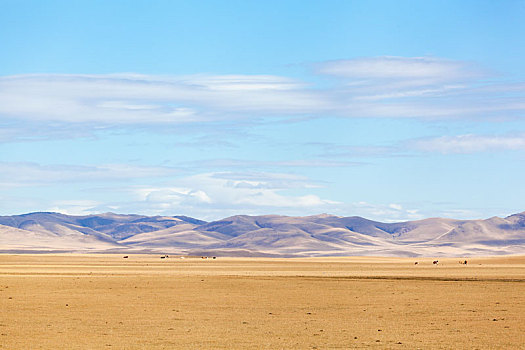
[1,255,524,349]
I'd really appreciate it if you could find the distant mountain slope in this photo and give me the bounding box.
[0,212,524,256]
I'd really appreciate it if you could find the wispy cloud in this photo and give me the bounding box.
[0,162,180,187]
[46,200,102,216]
[316,56,482,84]
[178,158,363,169]
[1,56,524,138]
[315,57,525,120]
[0,163,342,219]
[410,133,525,154]
[0,156,362,192]
[100,171,340,219]
[312,131,525,158]
[350,201,423,222]
[0,161,493,221]
[0,73,325,125]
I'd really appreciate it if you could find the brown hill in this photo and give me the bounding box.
[0,212,524,256]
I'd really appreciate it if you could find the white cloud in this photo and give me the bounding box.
[47,200,101,216]
[1,56,524,143]
[411,134,525,154]
[316,56,481,83]
[0,73,325,124]
[350,201,423,222]
[179,158,362,169]
[0,160,500,221]
[389,203,403,210]
[0,162,180,187]
[181,74,306,91]
[0,166,340,218]
[124,172,339,219]
[317,131,525,158]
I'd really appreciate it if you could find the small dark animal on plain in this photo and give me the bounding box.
[433,260,439,265]
[123,256,129,259]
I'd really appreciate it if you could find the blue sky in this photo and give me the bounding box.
[1,0,525,221]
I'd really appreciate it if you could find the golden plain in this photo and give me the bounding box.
[1,255,524,349]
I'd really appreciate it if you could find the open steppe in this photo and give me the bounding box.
[1,255,524,349]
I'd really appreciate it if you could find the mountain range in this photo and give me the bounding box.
[1,211,524,257]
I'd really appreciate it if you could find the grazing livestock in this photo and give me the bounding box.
[123,256,129,259]
[433,260,439,265]
[414,262,418,265]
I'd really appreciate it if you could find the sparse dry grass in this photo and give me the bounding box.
[1,255,524,349]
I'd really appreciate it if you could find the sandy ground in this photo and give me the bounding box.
[1,255,524,349]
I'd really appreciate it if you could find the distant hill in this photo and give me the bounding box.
[1,212,524,256]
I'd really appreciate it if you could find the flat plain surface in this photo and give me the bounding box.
[1,255,524,349]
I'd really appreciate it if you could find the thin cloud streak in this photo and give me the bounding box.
[316,56,484,82]
[410,133,525,154]
[314,132,525,158]
[178,158,363,170]
[1,56,524,134]
[0,73,326,124]
[0,162,181,187]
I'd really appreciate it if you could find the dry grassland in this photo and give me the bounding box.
[1,254,524,349]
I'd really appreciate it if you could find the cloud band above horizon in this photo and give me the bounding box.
[1,56,524,130]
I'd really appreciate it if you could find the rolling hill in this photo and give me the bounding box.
[1,212,524,256]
